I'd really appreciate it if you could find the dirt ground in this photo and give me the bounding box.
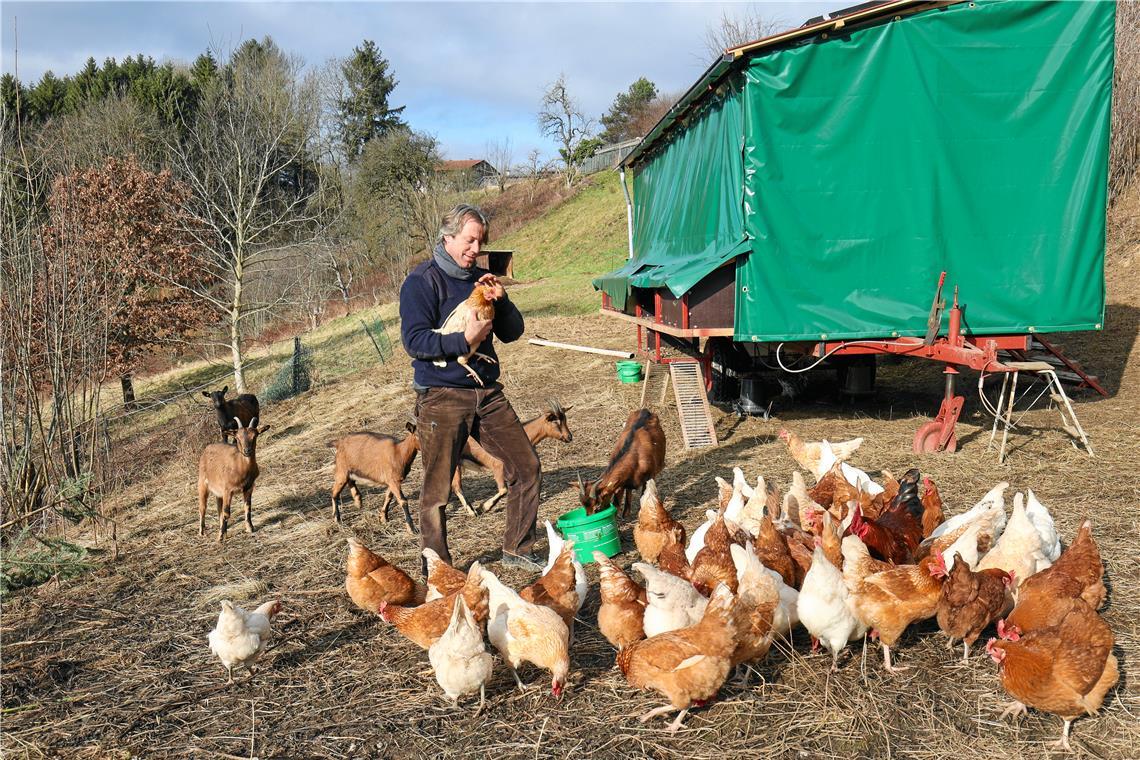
[3,226,1139,758]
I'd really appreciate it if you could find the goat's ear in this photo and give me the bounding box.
[202,391,210,398]
[256,425,272,436]
[221,385,228,395]
[406,421,416,433]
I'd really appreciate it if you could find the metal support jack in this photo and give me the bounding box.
[987,361,1094,464]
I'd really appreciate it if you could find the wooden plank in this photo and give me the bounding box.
[669,361,718,450]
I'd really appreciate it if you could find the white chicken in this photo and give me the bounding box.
[929,481,1009,542]
[977,492,1052,584]
[797,545,866,670]
[734,479,764,538]
[1025,489,1062,562]
[207,599,282,682]
[685,509,718,564]
[428,596,493,709]
[634,562,709,637]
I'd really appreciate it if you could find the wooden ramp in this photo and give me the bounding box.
[669,361,718,450]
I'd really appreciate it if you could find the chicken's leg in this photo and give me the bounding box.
[998,700,1026,721]
[471,352,497,365]
[507,665,526,692]
[456,357,486,387]
[666,708,690,733]
[962,641,970,661]
[882,644,909,673]
[637,704,676,723]
[1051,719,1073,751]
[477,683,486,714]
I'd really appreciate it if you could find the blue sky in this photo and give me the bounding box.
[2,1,836,162]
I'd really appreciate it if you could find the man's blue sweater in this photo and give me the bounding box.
[399,258,524,389]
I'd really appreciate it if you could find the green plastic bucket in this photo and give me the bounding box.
[615,360,643,383]
[556,505,621,564]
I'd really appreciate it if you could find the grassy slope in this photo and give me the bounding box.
[493,170,630,316]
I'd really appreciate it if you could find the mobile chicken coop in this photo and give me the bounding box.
[594,0,1113,454]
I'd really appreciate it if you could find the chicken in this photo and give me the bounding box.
[1025,489,1062,562]
[934,551,1013,660]
[379,563,488,649]
[207,599,282,682]
[752,514,797,588]
[431,284,496,386]
[685,510,717,564]
[846,502,921,565]
[817,511,844,570]
[428,596,493,709]
[779,429,863,481]
[928,481,1009,546]
[986,599,1119,751]
[714,476,733,512]
[725,467,753,522]
[920,477,945,538]
[880,469,901,505]
[798,542,866,670]
[690,514,739,596]
[424,547,467,600]
[595,551,647,649]
[616,584,740,733]
[780,472,812,528]
[781,524,815,588]
[1001,519,1105,640]
[344,537,426,612]
[635,562,709,637]
[633,480,686,564]
[729,544,779,667]
[735,475,773,537]
[542,521,587,618]
[976,493,1052,585]
[521,538,581,631]
[844,527,979,672]
[482,567,571,696]
[657,525,692,580]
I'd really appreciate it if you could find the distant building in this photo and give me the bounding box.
[436,159,498,189]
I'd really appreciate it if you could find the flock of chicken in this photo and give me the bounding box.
[207,429,1116,749]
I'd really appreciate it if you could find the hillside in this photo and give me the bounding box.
[3,174,1139,759]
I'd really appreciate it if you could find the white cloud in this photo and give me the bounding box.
[2,0,834,159]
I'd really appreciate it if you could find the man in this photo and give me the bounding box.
[399,204,542,571]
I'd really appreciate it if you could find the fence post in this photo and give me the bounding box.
[292,337,301,396]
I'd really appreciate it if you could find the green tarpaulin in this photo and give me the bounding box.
[596,0,1113,342]
[594,77,748,311]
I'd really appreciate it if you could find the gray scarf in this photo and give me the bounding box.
[432,242,476,281]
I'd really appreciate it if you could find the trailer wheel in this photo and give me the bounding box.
[913,421,958,453]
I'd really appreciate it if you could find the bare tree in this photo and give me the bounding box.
[520,148,550,203]
[703,5,782,60]
[485,137,513,192]
[538,74,594,188]
[168,40,323,392]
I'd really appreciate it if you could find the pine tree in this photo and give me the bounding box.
[336,40,405,163]
[599,77,658,143]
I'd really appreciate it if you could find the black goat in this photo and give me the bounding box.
[202,386,260,443]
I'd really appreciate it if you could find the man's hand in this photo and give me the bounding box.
[477,273,506,301]
[464,317,493,350]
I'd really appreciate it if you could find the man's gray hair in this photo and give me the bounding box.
[437,204,489,245]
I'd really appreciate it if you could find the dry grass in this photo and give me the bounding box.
[3,204,1139,759]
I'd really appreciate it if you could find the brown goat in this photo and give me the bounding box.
[202,386,260,442]
[197,417,271,542]
[579,408,665,519]
[330,422,419,535]
[451,400,573,516]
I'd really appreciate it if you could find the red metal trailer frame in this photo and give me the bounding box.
[600,280,1104,453]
